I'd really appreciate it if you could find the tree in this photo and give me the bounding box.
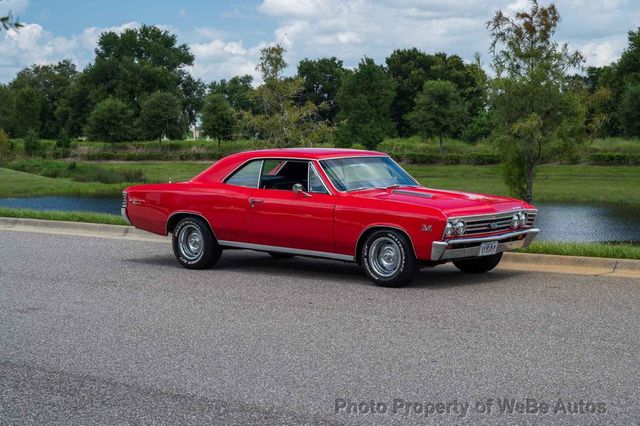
[1,3,22,31]
[201,94,236,148]
[244,44,327,147]
[55,129,71,158]
[386,48,436,136]
[408,80,467,155]
[336,57,396,150]
[23,129,41,157]
[179,73,206,127]
[209,75,254,111]
[386,48,487,136]
[138,91,184,146]
[0,129,12,165]
[85,25,194,115]
[619,84,640,137]
[10,60,78,138]
[0,84,15,135]
[297,57,345,122]
[85,98,134,149]
[487,0,585,202]
[12,87,43,138]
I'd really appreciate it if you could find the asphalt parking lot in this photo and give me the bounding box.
[1,229,639,424]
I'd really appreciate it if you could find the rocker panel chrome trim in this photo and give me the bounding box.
[218,240,354,262]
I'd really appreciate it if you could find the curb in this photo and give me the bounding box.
[0,217,168,243]
[1,217,639,278]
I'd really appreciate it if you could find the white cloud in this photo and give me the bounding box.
[577,35,628,67]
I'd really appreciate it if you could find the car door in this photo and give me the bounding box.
[246,159,336,253]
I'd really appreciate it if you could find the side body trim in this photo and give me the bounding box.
[218,240,354,262]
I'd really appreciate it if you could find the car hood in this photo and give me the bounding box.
[351,186,531,217]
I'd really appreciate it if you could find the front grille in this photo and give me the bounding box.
[457,210,537,236]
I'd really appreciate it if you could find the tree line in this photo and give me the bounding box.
[2,1,640,201]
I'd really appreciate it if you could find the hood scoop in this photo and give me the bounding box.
[392,189,433,199]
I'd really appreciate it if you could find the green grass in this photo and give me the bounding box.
[406,164,640,206]
[0,207,126,225]
[98,161,209,182]
[519,241,640,260]
[0,168,126,198]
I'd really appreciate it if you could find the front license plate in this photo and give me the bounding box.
[479,241,498,256]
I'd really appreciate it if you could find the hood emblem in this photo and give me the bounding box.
[490,222,498,229]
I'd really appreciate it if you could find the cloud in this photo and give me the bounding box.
[0,0,28,15]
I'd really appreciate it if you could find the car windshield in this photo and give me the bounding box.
[320,156,419,192]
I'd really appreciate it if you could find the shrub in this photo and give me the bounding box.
[23,129,41,157]
[587,153,640,165]
[0,129,12,165]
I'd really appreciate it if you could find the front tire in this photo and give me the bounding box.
[361,230,417,287]
[172,217,221,269]
[453,252,502,273]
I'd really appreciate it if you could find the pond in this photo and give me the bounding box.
[0,196,639,243]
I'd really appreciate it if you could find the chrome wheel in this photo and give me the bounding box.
[178,224,204,261]
[368,237,401,278]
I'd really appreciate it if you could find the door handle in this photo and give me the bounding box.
[249,198,264,208]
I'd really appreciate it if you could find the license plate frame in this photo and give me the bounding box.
[479,241,498,256]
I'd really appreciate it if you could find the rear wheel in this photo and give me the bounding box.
[361,230,417,287]
[172,217,221,269]
[453,252,502,273]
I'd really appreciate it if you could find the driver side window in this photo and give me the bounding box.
[258,160,329,194]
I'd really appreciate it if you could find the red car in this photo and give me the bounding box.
[123,148,539,287]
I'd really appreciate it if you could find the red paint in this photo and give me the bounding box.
[124,148,536,261]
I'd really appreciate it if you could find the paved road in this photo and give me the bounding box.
[1,229,639,424]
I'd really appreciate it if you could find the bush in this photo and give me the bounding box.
[5,159,146,183]
[587,153,640,165]
[0,129,12,165]
[23,129,41,157]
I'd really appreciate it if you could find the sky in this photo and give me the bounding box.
[0,0,639,84]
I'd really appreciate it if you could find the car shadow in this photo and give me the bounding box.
[126,249,527,289]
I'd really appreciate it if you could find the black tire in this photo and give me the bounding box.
[172,216,221,269]
[268,252,295,259]
[360,229,417,287]
[453,252,503,273]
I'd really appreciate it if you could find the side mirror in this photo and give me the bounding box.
[292,183,311,197]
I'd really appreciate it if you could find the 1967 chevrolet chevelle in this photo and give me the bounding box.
[123,148,539,287]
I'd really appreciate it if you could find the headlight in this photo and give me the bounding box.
[444,221,454,238]
[511,213,520,229]
[454,220,466,236]
[518,211,527,228]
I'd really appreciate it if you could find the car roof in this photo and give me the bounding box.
[239,148,386,160]
[191,148,388,184]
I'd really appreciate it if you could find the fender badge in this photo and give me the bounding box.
[421,224,432,232]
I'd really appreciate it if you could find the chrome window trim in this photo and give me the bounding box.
[218,240,354,262]
[318,155,420,193]
[223,159,264,189]
[308,162,331,194]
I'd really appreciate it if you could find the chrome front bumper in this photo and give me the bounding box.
[121,207,132,225]
[431,228,540,261]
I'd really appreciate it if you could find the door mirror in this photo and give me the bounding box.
[292,183,311,197]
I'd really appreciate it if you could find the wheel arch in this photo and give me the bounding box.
[166,211,217,240]
[354,225,416,264]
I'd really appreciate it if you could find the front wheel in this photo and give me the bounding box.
[361,230,417,287]
[453,252,503,273]
[172,217,221,269]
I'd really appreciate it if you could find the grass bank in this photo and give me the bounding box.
[0,208,127,225]
[519,241,640,260]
